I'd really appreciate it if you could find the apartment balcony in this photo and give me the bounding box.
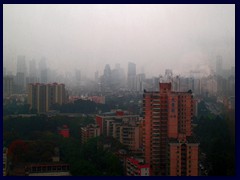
[152,154,161,158]
[152,144,160,148]
[151,156,160,160]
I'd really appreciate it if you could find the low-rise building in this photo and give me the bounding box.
[58,125,70,138]
[3,147,8,176]
[25,163,70,176]
[81,124,100,144]
[126,157,150,176]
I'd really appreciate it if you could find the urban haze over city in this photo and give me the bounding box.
[3,4,235,176]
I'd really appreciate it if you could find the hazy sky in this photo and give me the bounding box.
[3,4,235,78]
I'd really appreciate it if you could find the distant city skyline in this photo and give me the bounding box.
[4,4,235,78]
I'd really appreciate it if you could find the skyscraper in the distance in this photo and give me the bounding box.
[101,64,112,91]
[3,76,13,97]
[28,59,38,83]
[17,55,27,75]
[143,82,199,176]
[39,57,48,83]
[216,55,223,76]
[16,55,27,93]
[128,62,137,91]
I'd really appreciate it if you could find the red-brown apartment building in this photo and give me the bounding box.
[143,83,199,176]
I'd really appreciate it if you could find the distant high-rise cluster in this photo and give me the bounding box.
[28,83,66,113]
[3,55,235,114]
[99,63,125,92]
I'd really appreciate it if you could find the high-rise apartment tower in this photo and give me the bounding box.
[28,83,66,113]
[142,83,199,176]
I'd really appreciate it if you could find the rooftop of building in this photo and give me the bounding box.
[58,125,69,130]
[81,124,99,129]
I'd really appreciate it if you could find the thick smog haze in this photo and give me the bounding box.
[3,5,236,176]
[3,4,235,79]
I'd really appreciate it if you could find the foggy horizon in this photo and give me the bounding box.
[3,4,236,177]
[3,4,235,79]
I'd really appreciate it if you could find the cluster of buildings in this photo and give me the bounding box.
[95,60,235,100]
[80,110,142,151]
[95,111,142,152]
[3,56,51,96]
[3,55,235,103]
[96,62,146,93]
[80,82,199,176]
[3,144,70,176]
[3,54,234,176]
[68,95,105,104]
[28,83,67,113]
[169,73,235,98]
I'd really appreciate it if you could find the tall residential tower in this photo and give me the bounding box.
[142,83,199,176]
[28,83,66,113]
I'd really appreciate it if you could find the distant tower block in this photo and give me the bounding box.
[216,55,223,76]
